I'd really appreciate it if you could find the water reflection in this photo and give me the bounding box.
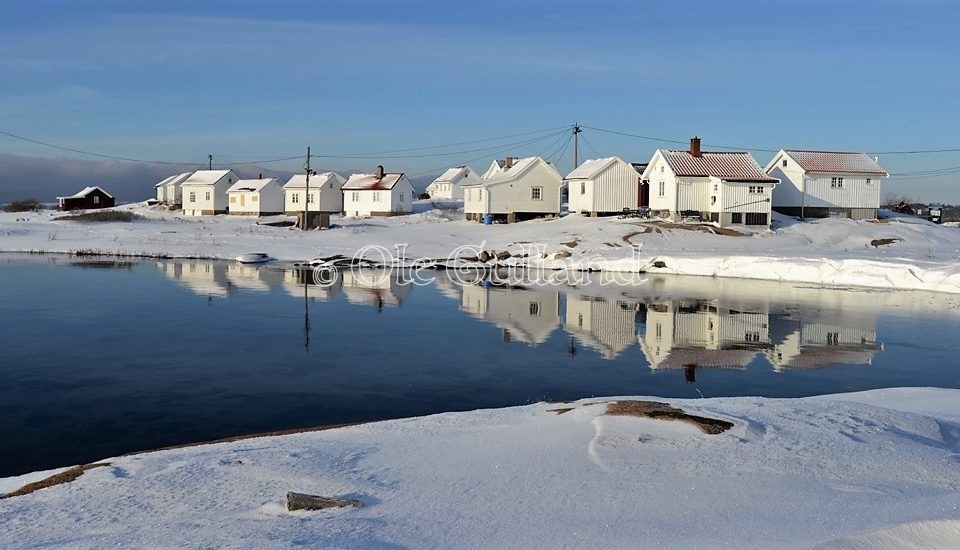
[151,259,896,372]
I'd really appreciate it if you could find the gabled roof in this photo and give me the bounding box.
[341,172,409,191]
[470,157,561,187]
[661,150,778,183]
[779,150,888,176]
[431,165,479,185]
[181,169,234,186]
[58,186,114,199]
[226,178,279,194]
[154,172,193,188]
[564,157,638,180]
[283,172,346,190]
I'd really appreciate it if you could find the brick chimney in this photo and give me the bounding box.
[690,136,702,157]
[375,165,385,179]
[504,156,514,169]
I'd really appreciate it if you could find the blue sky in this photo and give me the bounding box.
[2,0,959,201]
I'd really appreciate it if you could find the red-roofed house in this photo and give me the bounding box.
[641,138,779,228]
[341,165,415,217]
[765,150,889,220]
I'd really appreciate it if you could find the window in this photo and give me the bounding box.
[531,187,542,200]
[189,192,196,203]
[866,178,872,185]
[827,332,840,345]
[251,196,258,202]
[292,193,299,204]
[658,181,665,196]
[831,177,844,188]
[400,193,405,201]
[328,182,333,189]
[351,192,360,202]
[230,196,236,204]
[529,302,541,315]
[731,212,743,224]
[745,212,768,225]
[205,192,211,201]
[580,182,585,195]
[307,193,314,204]
[748,186,764,194]
[782,159,787,167]
[660,166,664,173]
[745,331,761,342]
[93,195,100,204]
[373,191,382,202]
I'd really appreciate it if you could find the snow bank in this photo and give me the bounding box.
[2,388,959,548]
[3,202,960,294]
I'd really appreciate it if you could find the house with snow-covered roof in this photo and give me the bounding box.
[765,150,889,220]
[481,159,508,180]
[641,137,779,228]
[283,172,346,215]
[566,157,645,216]
[57,187,115,211]
[226,177,284,216]
[425,165,482,200]
[341,165,415,217]
[463,156,563,223]
[154,172,193,206]
[181,170,239,216]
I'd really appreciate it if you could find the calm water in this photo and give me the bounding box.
[1,254,960,477]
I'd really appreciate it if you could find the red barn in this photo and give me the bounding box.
[57,187,116,211]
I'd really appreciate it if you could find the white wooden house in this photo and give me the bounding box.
[283,172,346,215]
[154,172,192,205]
[342,166,415,217]
[425,165,481,200]
[463,156,563,223]
[764,150,889,220]
[565,157,644,216]
[340,270,412,308]
[642,138,779,228]
[226,177,284,216]
[181,170,239,216]
[482,159,508,179]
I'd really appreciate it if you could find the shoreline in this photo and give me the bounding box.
[3,387,959,547]
[3,202,960,295]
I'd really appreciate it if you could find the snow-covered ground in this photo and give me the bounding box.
[1,388,958,548]
[3,201,960,293]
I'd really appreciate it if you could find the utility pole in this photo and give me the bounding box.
[208,154,213,170]
[303,146,311,231]
[572,122,582,170]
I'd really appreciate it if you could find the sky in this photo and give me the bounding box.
[1,0,959,202]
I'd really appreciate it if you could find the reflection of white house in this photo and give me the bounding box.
[154,172,193,205]
[283,172,346,215]
[226,178,284,216]
[766,313,880,371]
[158,260,232,297]
[181,170,239,216]
[566,157,644,216]
[425,165,481,200]
[642,138,778,228]
[433,272,465,302]
[463,156,563,223]
[764,150,889,220]
[226,264,283,293]
[638,299,769,374]
[460,284,560,345]
[340,270,412,308]
[342,166,415,217]
[564,296,638,359]
[282,268,343,301]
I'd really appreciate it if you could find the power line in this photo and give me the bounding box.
[579,132,603,158]
[0,129,199,165]
[582,124,960,156]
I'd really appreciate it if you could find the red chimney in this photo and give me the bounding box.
[690,136,701,157]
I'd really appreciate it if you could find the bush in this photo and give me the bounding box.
[53,211,141,222]
[4,198,43,212]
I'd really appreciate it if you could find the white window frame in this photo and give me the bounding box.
[531,187,542,201]
[831,177,844,189]
[291,193,299,204]
[189,191,196,203]
[658,181,665,197]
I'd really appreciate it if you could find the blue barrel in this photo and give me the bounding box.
[483,214,493,225]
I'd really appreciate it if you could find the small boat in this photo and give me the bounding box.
[235,253,273,264]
